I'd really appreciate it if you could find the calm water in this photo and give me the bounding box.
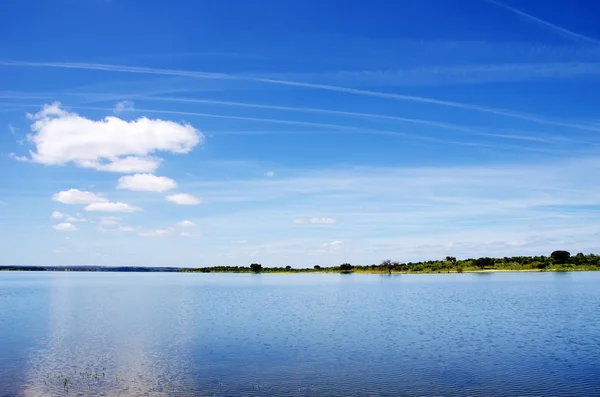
[1,272,599,396]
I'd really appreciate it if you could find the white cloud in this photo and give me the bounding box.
[322,241,343,247]
[294,217,336,225]
[180,232,200,237]
[52,189,107,204]
[27,102,66,119]
[166,193,200,205]
[0,201,7,205]
[65,215,86,223]
[231,239,247,244]
[81,156,162,173]
[177,220,196,227]
[138,229,172,237]
[8,124,17,135]
[97,224,136,233]
[85,202,141,212]
[10,153,29,162]
[52,222,78,232]
[51,211,65,219]
[20,102,203,173]
[99,216,121,226]
[114,100,135,114]
[117,173,177,192]
[265,171,275,177]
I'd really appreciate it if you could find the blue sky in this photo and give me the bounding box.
[1,0,600,267]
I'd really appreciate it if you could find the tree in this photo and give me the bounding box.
[473,257,494,269]
[339,263,353,272]
[551,250,571,264]
[381,259,393,274]
[285,265,292,270]
[313,265,321,270]
[250,263,262,273]
[445,256,456,263]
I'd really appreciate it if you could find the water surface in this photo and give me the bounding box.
[1,272,599,396]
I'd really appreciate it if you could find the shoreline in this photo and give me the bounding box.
[3,253,599,274]
[2,268,598,274]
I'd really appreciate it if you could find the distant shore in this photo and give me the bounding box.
[2,252,599,274]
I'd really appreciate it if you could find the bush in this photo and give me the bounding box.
[550,250,571,264]
[339,263,353,272]
[250,263,262,273]
[314,265,321,270]
[473,257,494,269]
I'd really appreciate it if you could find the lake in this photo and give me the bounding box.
[0,272,599,396]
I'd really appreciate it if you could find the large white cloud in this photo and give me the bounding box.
[22,102,203,173]
[85,202,141,212]
[166,193,200,205]
[52,189,107,204]
[52,222,78,232]
[117,174,177,192]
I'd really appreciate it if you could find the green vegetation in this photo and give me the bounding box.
[250,263,262,273]
[178,251,600,274]
[4,251,600,274]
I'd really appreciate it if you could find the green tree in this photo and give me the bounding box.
[551,250,571,264]
[285,265,292,270]
[339,263,353,272]
[313,265,321,270]
[473,257,494,269]
[250,263,262,273]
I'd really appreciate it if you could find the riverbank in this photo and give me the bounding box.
[3,253,599,274]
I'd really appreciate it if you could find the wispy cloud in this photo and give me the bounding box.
[485,0,599,44]
[294,218,336,225]
[263,62,600,87]
[1,59,595,129]
[138,228,173,237]
[113,100,135,114]
[157,155,600,265]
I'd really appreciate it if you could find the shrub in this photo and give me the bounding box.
[250,263,262,273]
[550,250,571,264]
[339,263,353,272]
[473,257,494,269]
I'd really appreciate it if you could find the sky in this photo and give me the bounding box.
[1,0,600,267]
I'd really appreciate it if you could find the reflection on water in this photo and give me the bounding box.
[1,272,600,396]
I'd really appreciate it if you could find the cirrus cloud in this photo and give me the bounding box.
[19,102,203,173]
[117,173,177,192]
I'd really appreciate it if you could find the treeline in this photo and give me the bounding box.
[4,252,600,274]
[0,266,180,272]
[179,251,600,274]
